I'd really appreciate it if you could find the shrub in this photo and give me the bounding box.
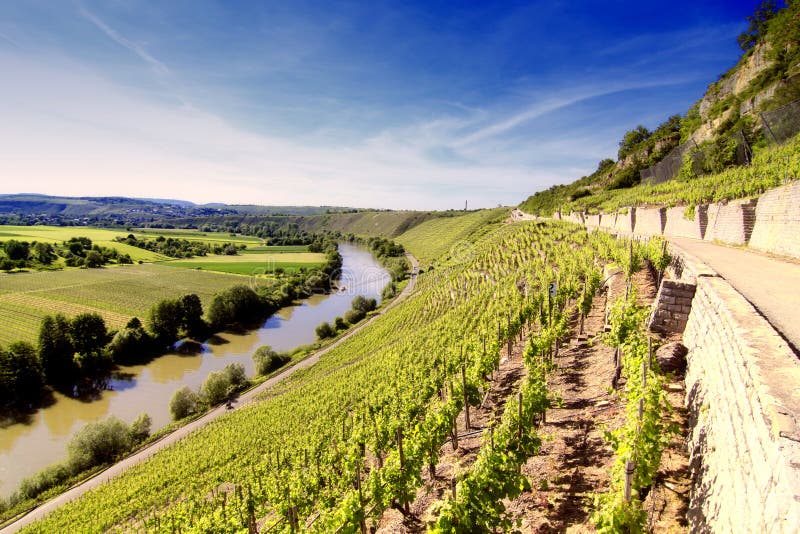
[334,316,348,331]
[170,386,200,420]
[129,412,152,443]
[253,346,291,376]
[344,309,365,325]
[200,371,231,405]
[315,322,335,339]
[67,416,131,470]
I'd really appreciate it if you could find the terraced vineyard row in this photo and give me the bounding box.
[20,221,650,533]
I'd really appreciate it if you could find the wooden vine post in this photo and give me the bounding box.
[355,462,366,534]
[517,391,523,446]
[462,364,471,430]
[450,380,459,451]
[396,427,409,514]
[624,460,635,502]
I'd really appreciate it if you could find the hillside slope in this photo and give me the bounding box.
[395,208,507,265]
[520,1,800,216]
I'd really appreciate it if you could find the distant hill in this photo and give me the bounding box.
[520,1,800,215]
[0,194,357,225]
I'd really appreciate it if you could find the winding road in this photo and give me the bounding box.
[0,254,418,533]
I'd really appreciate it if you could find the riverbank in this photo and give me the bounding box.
[0,252,416,533]
[0,245,377,500]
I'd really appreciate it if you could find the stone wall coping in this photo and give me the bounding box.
[695,277,800,491]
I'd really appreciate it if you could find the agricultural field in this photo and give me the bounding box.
[0,225,272,265]
[0,226,168,262]
[159,252,325,275]
[18,220,668,532]
[0,264,264,346]
[131,227,264,247]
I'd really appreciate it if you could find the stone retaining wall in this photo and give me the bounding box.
[663,205,708,240]
[633,207,665,235]
[704,198,758,245]
[648,280,696,333]
[585,214,601,229]
[683,275,800,533]
[555,181,800,258]
[749,181,800,258]
[613,209,635,234]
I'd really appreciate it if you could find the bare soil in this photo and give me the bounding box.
[376,266,690,533]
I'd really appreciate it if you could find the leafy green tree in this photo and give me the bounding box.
[70,313,108,357]
[67,416,131,469]
[32,242,56,264]
[222,363,247,390]
[0,342,45,408]
[169,386,200,420]
[107,318,151,363]
[206,285,261,329]
[84,250,103,268]
[252,345,290,375]
[344,308,365,325]
[147,298,183,349]
[334,316,348,331]
[618,125,651,159]
[129,412,152,443]
[351,295,377,315]
[200,371,230,405]
[180,294,206,338]
[738,0,778,51]
[315,321,335,339]
[38,314,76,385]
[3,240,30,261]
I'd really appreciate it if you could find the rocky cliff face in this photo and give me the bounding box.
[691,43,778,144]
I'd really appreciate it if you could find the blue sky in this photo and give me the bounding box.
[0,1,759,209]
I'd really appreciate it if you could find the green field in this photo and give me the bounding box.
[0,226,169,262]
[0,226,326,346]
[131,227,263,247]
[160,252,325,275]
[240,245,309,254]
[0,226,273,265]
[0,264,269,346]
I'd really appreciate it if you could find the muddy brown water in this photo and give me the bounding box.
[0,244,389,497]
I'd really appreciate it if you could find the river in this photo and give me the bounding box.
[0,244,389,497]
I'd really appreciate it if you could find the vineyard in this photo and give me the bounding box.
[18,219,673,533]
[395,208,507,266]
[0,264,266,345]
[520,132,800,215]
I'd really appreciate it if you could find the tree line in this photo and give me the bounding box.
[0,236,343,413]
[0,237,133,271]
[113,234,245,258]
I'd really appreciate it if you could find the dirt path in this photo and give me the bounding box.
[376,319,532,532]
[0,255,418,534]
[506,267,689,533]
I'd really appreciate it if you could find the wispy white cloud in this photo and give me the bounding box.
[77,4,169,76]
[0,31,20,48]
[452,77,697,148]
